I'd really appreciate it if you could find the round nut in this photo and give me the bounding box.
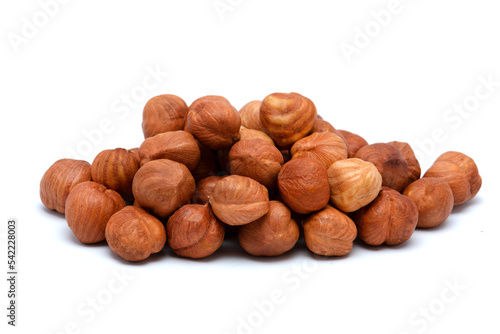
[338,130,368,158]
[192,176,224,205]
[142,94,188,139]
[388,141,421,184]
[190,95,230,107]
[240,100,266,132]
[290,132,348,169]
[239,126,274,145]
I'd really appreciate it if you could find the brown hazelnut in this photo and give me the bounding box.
[91,148,140,202]
[423,151,481,205]
[403,178,454,228]
[239,126,274,145]
[303,205,357,256]
[142,94,188,139]
[327,158,382,212]
[290,132,348,169]
[313,117,347,143]
[277,157,330,214]
[209,175,270,226]
[388,141,421,184]
[229,139,284,189]
[192,176,224,205]
[353,187,418,246]
[191,142,219,182]
[338,130,368,158]
[138,130,200,170]
[40,159,92,214]
[239,100,266,132]
[132,159,195,218]
[238,201,299,256]
[105,206,166,261]
[167,204,225,258]
[65,181,125,244]
[190,95,230,107]
[355,143,410,192]
[260,92,317,147]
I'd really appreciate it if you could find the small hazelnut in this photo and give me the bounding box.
[167,204,225,258]
[239,126,274,145]
[388,141,421,184]
[132,159,195,218]
[40,159,92,214]
[403,178,454,228]
[423,151,482,205]
[303,205,357,256]
[277,157,330,214]
[192,176,224,205]
[229,139,284,190]
[260,92,317,147]
[209,175,270,226]
[191,142,219,182]
[142,94,188,139]
[65,181,125,244]
[239,100,266,132]
[338,130,368,158]
[238,201,299,256]
[353,187,418,246]
[190,95,230,107]
[290,132,348,169]
[327,158,382,212]
[105,206,166,261]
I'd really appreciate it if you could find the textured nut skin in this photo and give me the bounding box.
[277,157,330,214]
[338,130,368,158]
[353,187,418,246]
[303,205,357,256]
[190,95,230,107]
[327,158,382,212]
[291,132,348,169]
[388,141,421,184]
[229,139,284,190]
[238,201,299,256]
[403,178,454,228]
[91,148,140,202]
[313,117,347,144]
[423,151,482,205]
[65,181,125,244]
[239,126,274,145]
[40,159,92,214]
[105,206,166,261]
[191,143,219,182]
[210,175,270,226]
[260,92,317,147]
[355,143,410,192]
[132,159,195,218]
[240,100,266,132]
[193,176,224,205]
[142,94,188,139]
[167,204,224,258]
[138,130,200,170]
[187,99,241,150]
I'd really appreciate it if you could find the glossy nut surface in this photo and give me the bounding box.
[142,94,188,138]
[291,132,348,170]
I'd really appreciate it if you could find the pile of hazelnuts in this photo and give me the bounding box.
[40,93,482,261]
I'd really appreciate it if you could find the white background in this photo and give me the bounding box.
[1,1,499,333]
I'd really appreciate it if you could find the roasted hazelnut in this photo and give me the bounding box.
[388,141,421,184]
[353,187,418,246]
[260,92,317,147]
[277,157,330,214]
[191,142,219,182]
[303,205,357,256]
[209,175,270,226]
[239,100,266,132]
[192,176,224,205]
[138,130,200,170]
[167,204,225,258]
[355,143,410,192]
[142,94,188,139]
[229,139,284,189]
[239,126,274,145]
[403,178,454,228]
[290,132,348,169]
[132,159,195,218]
[65,181,125,244]
[338,130,368,158]
[91,148,140,202]
[423,151,482,205]
[105,206,166,261]
[40,159,92,214]
[327,158,382,212]
[238,201,299,256]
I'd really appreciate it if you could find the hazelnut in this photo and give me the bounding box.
[338,130,368,158]
[239,100,266,132]
[388,141,421,184]
[105,206,166,261]
[209,175,270,226]
[353,187,418,246]
[229,139,284,189]
[238,201,299,256]
[355,143,410,192]
[403,178,454,228]
[190,95,231,107]
[142,94,188,139]
[260,92,317,147]
[191,142,219,182]
[40,159,92,214]
[91,148,140,202]
[327,158,382,212]
[303,205,357,256]
[313,117,347,143]
[167,204,224,258]
[239,126,274,145]
[138,130,200,170]
[65,181,125,244]
[132,159,195,218]
[277,157,330,214]
[290,132,348,169]
[192,176,224,205]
